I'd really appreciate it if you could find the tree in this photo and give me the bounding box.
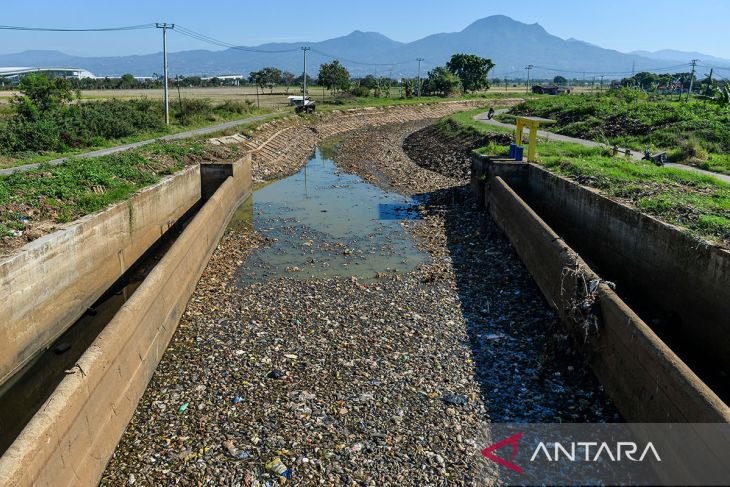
[445,53,494,92]
[403,78,413,98]
[248,70,266,93]
[119,73,137,89]
[249,67,281,94]
[318,60,350,93]
[422,67,461,97]
[260,67,282,93]
[553,75,568,85]
[12,74,75,120]
[281,71,296,93]
[359,75,378,90]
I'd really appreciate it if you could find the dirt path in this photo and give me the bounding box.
[474,110,730,185]
[101,121,616,486]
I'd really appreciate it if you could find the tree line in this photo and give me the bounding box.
[1,52,496,99]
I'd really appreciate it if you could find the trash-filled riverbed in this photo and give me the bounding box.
[102,122,618,486]
[235,148,428,284]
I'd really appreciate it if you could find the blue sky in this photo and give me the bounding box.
[1,0,728,59]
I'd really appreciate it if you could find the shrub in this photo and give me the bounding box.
[216,99,255,115]
[349,85,370,97]
[668,138,708,163]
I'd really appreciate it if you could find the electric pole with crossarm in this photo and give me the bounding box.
[687,59,700,102]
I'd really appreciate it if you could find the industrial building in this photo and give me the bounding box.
[0,67,96,85]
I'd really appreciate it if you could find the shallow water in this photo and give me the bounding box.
[233,148,429,283]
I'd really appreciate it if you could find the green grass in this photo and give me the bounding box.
[447,107,514,135]
[444,109,730,245]
[0,140,224,238]
[506,91,730,174]
[0,102,270,169]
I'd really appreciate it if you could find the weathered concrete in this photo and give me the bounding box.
[521,164,730,373]
[472,153,730,422]
[200,163,235,202]
[0,155,252,487]
[0,165,201,387]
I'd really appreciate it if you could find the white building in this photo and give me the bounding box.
[0,67,96,85]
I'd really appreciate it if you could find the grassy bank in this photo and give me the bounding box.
[0,140,240,245]
[0,97,266,169]
[504,91,730,174]
[443,108,730,246]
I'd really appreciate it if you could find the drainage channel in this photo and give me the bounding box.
[234,147,429,284]
[511,180,730,405]
[0,193,206,456]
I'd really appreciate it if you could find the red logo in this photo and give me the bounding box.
[481,432,523,474]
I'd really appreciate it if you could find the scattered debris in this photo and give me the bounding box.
[102,119,617,485]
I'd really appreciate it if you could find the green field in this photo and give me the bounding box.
[0,78,515,169]
[445,107,730,246]
[502,90,730,174]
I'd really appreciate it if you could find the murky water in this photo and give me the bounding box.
[234,148,429,284]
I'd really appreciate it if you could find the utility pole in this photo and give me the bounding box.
[599,75,605,93]
[687,59,699,102]
[301,46,310,106]
[525,65,534,93]
[156,23,174,125]
[416,57,424,97]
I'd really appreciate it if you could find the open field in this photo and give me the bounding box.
[0,84,585,105]
[0,84,518,169]
[0,85,514,109]
[446,107,730,246]
[503,91,730,174]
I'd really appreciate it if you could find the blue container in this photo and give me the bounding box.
[515,146,524,161]
[509,143,516,159]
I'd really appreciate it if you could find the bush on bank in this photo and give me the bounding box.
[0,74,257,158]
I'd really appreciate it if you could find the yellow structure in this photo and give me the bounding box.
[515,116,556,162]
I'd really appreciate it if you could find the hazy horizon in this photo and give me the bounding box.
[1,0,728,60]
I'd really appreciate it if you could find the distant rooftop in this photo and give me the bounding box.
[0,67,96,79]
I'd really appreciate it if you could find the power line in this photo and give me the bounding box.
[173,25,300,53]
[308,47,419,67]
[531,63,690,76]
[0,24,155,32]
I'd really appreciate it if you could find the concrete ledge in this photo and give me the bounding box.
[485,175,730,422]
[0,155,252,486]
[0,165,201,386]
[523,164,730,369]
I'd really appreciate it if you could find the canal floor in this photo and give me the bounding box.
[102,123,618,486]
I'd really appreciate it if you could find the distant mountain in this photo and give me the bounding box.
[631,49,730,67]
[0,16,705,78]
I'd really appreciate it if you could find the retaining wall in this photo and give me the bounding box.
[0,155,251,486]
[472,154,730,422]
[0,165,201,386]
[522,164,730,369]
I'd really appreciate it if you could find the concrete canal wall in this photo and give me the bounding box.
[0,165,201,387]
[0,156,252,486]
[471,154,730,422]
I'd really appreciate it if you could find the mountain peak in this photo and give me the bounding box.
[344,30,396,42]
[463,15,546,34]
